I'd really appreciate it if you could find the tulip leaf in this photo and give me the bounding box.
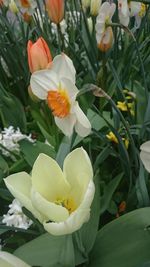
[19,140,56,167]
[14,233,75,267]
[0,91,27,132]
[136,161,150,207]
[100,173,123,214]
[56,136,73,168]
[79,173,100,254]
[89,208,150,267]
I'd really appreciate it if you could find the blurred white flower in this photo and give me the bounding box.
[15,0,37,15]
[90,0,101,16]
[140,141,150,173]
[0,251,31,267]
[118,0,130,26]
[51,19,69,47]
[0,126,34,158]
[82,0,91,9]
[118,0,146,28]
[2,199,32,229]
[95,2,116,51]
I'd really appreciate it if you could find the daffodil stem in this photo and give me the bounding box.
[95,87,139,171]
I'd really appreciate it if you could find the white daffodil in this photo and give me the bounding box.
[129,2,146,29]
[118,0,130,26]
[4,148,95,236]
[118,0,146,28]
[0,251,30,267]
[140,141,150,173]
[30,54,91,137]
[95,2,116,51]
[15,0,37,15]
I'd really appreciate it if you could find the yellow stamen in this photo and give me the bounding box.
[47,89,71,118]
[55,198,76,214]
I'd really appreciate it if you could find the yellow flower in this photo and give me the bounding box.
[117,101,128,111]
[106,131,118,144]
[122,137,129,149]
[4,148,95,236]
[0,251,30,267]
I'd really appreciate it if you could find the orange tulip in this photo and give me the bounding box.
[46,0,64,24]
[27,37,52,73]
[0,0,3,7]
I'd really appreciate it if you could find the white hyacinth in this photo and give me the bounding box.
[2,199,32,230]
[0,126,34,158]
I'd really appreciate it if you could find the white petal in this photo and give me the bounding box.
[31,189,69,222]
[130,1,141,16]
[4,172,43,223]
[52,54,76,84]
[30,69,58,100]
[74,102,91,137]
[109,3,116,18]
[119,13,130,26]
[31,153,70,201]
[60,77,78,101]
[43,180,95,235]
[99,2,110,16]
[55,114,76,137]
[0,251,30,267]
[140,141,150,173]
[63,147,93,205]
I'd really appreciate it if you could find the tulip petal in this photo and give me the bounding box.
[4,172,43,223]
[52,54,76,84]
[30,69,58,99]
[0,251,30,267]
[74,102,91,137]
[43,180,95,235]
[31,153,70,201]
[55,114,76,137]
[63,147,93,205]
[31,189,69,222]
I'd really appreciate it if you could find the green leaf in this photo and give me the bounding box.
[19,140,56,167]
[56,136,73,168]
[89,208,150,267]
[0,92,27,132]
[100,173,123,214]
[80,173,100,254]
[14,233,75,267]
[136,161,150,207]
[133,81,147,124]
[0,155,9,182]
[87,109,113,131]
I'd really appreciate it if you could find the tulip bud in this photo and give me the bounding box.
[82,0,91,9]
[9,0,19,13]
[87,17,93,34]
[90,0,101,16]
[46,0,64,24]
[27,37,52,73]
[98,27,114,52]
[28,85,40,102]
